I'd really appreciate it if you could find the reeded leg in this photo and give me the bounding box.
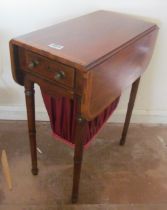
[24,79,38,175]
[120,77,140,146]
[71,116,86,204]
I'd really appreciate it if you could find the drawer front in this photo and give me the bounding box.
[24,51,74,88]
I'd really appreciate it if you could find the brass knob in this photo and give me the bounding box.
[28,60,39,69]
[54,71,65,80]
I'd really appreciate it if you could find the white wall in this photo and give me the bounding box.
[0,0,166,123]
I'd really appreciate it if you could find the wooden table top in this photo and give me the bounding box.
[12,10,156,70]
[10,10,158,120]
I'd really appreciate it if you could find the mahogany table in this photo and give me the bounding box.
[10,11,158,203]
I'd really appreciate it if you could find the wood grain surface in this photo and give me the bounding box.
[10,10,158,119]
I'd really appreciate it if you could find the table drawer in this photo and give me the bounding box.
[24,51,74,88]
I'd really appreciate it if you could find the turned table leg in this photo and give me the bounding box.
[120,77,140,146]
[71,116,86,203]
[24,79,38,175]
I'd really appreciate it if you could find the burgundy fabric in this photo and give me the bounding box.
[41,90,120,148]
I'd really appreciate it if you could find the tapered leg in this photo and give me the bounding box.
[24,79,38,175]
[71,116,86,204]
[120,77,140,146]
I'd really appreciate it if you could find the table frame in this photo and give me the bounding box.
[24,74,140,203]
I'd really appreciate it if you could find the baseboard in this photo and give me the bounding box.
[110,109,167,124]
[0,106,49,121]
[0,106,167,124]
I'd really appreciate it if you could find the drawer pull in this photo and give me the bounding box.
[28,60,39,69]
[54,71,65,80]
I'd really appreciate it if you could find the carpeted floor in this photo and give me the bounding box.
[0,121,167,210]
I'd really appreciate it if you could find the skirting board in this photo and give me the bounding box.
[0,106,167,124]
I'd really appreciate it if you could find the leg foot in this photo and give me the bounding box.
[120,138,125,146]
[71,196,78,204]
[31,168,38,175]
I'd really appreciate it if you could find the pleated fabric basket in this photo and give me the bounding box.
[41,90,120,149]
